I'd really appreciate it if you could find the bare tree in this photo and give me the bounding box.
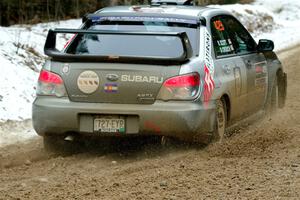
[47,0,50,21]
[110,0,119,6]
[76,0,80,18]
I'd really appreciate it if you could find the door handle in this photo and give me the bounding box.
[245,60,252,69]
[223,65,231,74]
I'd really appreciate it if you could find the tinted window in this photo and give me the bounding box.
[68,33,184,58]
[211,17,235,57]
[66,19,198,57]
[222,16,257,54]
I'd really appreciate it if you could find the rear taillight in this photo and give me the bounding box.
[36,70,67,97]
[157,73,200,101]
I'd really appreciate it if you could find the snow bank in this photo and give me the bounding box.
[255,0,300,21]
[211,4,277,36]
[254,0,300,51]
[216,1,300,51]
[0,19,81,122]
[0,56,36,121]
[0,120,36,146]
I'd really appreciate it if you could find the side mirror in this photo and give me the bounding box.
[257,39,274,52]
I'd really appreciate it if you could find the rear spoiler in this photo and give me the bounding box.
[44,28,193,65]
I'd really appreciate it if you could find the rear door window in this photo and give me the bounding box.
[211,17,236,57]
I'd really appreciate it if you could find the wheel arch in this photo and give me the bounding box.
[265,56,285,109]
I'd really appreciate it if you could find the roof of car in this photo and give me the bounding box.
[95,5,219,20]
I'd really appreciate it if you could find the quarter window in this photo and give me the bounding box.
[211,17,235,57]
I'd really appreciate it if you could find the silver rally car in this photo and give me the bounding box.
[32,0,287,151]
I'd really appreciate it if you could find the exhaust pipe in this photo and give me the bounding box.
[64,135,74,141]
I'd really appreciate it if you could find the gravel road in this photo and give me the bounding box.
[0,46,299,200]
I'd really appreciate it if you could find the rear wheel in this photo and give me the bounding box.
[212,99,227,143]
[271,76,279,112]
[266,76,279,115]
[278,72,287,108]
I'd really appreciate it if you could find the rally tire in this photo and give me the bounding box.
[269,76,279,114]
[212,99,227,143]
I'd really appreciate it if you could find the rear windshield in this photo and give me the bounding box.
[66,17,199,57]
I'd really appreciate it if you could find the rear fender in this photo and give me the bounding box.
[263,50,282,103]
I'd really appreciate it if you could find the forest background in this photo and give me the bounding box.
[0,0,253,26]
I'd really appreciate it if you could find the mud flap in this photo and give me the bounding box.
[278,72,287,108]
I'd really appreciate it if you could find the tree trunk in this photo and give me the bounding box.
[76,0,80,18]
[7,1,10,26]
[47,0,50,21]
[55,0,59,21]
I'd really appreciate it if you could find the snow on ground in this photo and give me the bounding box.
[0,19,81,144]
[0,1,300,146]
[0,19,81,122]
[254,0,300,51]
[0,55,36,121]
[217,1,300,51]
[0,120,36,147]
[255,0,300,21]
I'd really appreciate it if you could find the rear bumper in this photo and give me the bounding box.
[32,97,216,141]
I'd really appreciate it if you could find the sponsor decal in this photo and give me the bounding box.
[137,93,154,98]
[104,83,118,93]
[77,71,99,94]
[203,30,215,105]
[217,39,234,54]
[203,65,215,103]
[121,75,163,84]
[62,63,70,74]
[228,39,235,51]
[204,30,214,72]
[137,93,155,102]
[91,16,198,25]
[214,20,225,31]
[254,62,267,88]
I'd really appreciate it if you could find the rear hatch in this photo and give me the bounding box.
[44,16,198,104]
[51,62,180,104]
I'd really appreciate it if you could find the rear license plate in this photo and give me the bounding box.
[94,118,125,133]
